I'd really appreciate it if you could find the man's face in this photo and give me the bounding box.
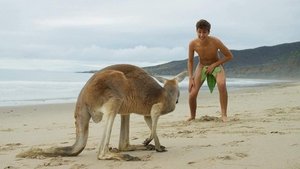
[197,28,209,40]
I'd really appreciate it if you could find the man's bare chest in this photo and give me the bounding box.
[194,44,218,58]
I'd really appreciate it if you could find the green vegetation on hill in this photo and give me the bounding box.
[143,41,300,79]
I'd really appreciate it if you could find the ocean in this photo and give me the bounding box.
[0,69,283,107]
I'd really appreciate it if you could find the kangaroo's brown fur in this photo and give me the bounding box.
[17,64,187,160]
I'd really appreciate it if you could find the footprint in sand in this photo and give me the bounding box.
[0,128,14,132]
[217,155,233,160]
[70,164,88,169]
[216,152,248,161]
[0,143,22,152]
[35,157,74,168]
[85,147,96,151]
[4,166,18,169]
[187,152,249,166]
[198,115,221,122]
[222,140,245,147]
[235,152,248,158]
[270,131,285,135]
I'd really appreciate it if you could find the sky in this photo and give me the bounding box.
[1,0,300,72]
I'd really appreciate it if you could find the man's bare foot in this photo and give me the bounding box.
[187,117,195,121]
[221,116,227,122]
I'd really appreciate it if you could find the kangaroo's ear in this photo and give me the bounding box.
[175,71,188,83]
[153,76,167,84]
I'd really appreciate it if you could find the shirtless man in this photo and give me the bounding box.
[187,19,233,122]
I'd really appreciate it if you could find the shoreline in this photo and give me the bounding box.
[0,75,294,107]
[0,78,294,108]
[1,81,300,169]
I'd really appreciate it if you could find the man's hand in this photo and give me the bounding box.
[205,64,216,74]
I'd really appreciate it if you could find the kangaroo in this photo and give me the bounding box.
[17,64,187,160]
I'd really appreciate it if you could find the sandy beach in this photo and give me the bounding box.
[1,81,300,169]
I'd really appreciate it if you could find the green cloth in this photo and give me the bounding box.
[201,66,222,93]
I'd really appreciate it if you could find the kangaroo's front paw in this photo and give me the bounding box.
[156,145,167,152]
[145,144,155,150]
[143,138,153,146]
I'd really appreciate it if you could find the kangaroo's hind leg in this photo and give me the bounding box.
[97,99,140,161]
[97,98,120,160]
[119,115,143,151]
[118,115,152,152]
[118,115,132,151]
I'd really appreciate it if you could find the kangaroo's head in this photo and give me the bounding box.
[154,71,187,105]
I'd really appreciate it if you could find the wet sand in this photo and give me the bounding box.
[1,82,300,169]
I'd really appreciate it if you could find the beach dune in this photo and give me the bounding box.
[1,82,300,169]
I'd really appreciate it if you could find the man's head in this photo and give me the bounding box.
[196,19,211,33]
[196,19,210,40]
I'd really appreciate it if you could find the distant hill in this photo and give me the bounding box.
[143,41,300,79]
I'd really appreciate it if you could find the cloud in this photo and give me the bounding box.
[0,45,186,71]
[78,45,186,62]
[0,0,299,72]
[34,16,140,29]
[0,58,83,71]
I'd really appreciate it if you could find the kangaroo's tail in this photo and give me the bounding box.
[17,102,91,158]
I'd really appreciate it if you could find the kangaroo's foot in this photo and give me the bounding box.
[143,144,166,152]
[144,144,165,151]
[140,143,166,152]
[118,144,162,152]
[155,145,167,152]
[143,138,166,152]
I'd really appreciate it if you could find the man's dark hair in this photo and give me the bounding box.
[196,19,211,32]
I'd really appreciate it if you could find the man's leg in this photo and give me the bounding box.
[188,88,198,121]
[216,67,228,122]
[188,65,203,121]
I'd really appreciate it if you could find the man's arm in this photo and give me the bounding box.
[206,38,233,75]
[212,38,233,67]
[187,41,195,78]
[187,41,195,92]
